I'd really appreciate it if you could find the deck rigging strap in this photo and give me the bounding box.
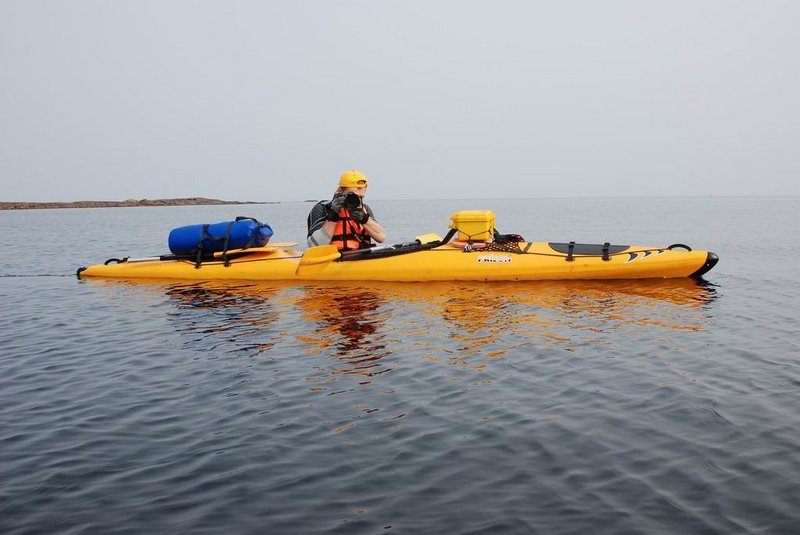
[192,217,263,268]
[479,240,525,254]
[194,221,229,268]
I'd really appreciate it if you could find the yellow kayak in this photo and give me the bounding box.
[77,237,718,282]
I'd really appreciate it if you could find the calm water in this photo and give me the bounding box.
[1,197,799,534]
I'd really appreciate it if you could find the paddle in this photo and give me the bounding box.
[338,234,444,260]
[104,242,297,265]
[212,242,297,258]
[415,233,443,244]
[293,234,446,275]
[101,243,300,266]
[295,245,341,275]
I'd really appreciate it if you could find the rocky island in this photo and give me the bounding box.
[0,197,272,210]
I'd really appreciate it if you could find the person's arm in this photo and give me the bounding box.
[307,202,335,247]
[362,204,385,243]
[322,219,337,237]
[363,218,385,243]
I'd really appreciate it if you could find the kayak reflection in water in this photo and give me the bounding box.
[296,287,390,374]
[162,282,283,357]
[306,169,386,250]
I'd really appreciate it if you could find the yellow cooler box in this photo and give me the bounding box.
[449,210,495,242]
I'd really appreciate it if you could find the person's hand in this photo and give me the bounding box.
[329,193,347,216]
[325,204,339,221]
[348,205,369,225]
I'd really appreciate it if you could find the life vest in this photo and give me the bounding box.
[330,208,372,251]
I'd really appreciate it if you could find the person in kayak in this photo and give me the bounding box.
[306,170,386,250]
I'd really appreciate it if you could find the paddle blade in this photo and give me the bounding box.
[295,245,340,275]
[415,233,443,244]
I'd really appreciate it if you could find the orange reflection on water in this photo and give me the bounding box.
[90,276,718,380]
[293,286,393,380]
[288,278,717,379]
[103,276,719,434]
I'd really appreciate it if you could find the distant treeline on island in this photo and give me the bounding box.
[0,197,276,210]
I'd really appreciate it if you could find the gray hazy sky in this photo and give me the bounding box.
[1,0,798,202]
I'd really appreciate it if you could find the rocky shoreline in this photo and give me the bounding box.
[0,197,271,210]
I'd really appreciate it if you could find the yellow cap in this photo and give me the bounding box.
[339,170,368,188]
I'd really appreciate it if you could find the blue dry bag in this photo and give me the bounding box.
[168,217,273,256]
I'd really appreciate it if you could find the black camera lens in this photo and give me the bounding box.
[344,192,361,210]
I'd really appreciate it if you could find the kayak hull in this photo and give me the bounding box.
[78,242,718,282]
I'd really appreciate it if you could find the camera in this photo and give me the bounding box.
[344,192,362,210]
